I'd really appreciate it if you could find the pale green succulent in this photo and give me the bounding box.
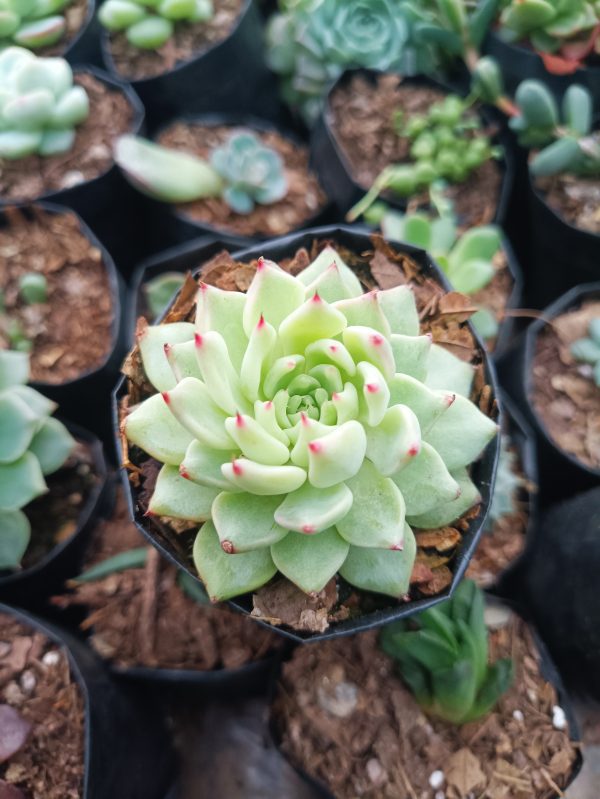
[144,272,186,320]
[0,47,90,160]
[0,0,74,50]
[484,435,525,532]
[571,317,600,386]
[0,349,75,570]
[124,246,498,602]
[99,0,213,50]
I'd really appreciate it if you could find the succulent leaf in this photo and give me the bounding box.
[212,492,288,552]
[407,467,481,528]
[28,416,75,475]
[149,464,218,520]
[391,442,460,516]
[0,509,31,570]
[339,522,416,597]
[271,527,349,594]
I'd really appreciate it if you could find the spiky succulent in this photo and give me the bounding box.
[0,350,75,570]
[0,47,89,160]
[114,132,289,215]
[99,0,213,50]
[0,0,74,50]
[484,435,525,531]
[571,316,600,386]
[380,579,514,723]
[124,246,498,602]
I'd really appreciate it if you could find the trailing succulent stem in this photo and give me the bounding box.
[125,245,497,602]
[0,0,75,50]
[114,132,288,214]
[380,579,514,724]
[99,0,213,50]
[571,316,600,386]
[0,350,75,569]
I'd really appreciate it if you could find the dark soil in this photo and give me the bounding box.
[157,122,327,238]
[0,73,134,202]
[20,439,99,571]
[39,0,89,57]
[536,173,600,234]
[57,488,281,671]
[328,73,503,227]
[0,208,114,384]
[0,614,84,799]
[273,613,578,799]
[531,299,600,469]
[107,0,243,80]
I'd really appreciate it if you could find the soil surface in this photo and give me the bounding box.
[536,173,600,234]
[273,613,579,799]
[107,0,243,80]
[328,74,503,227]
[531,299,600,470]
[0,614,84,799]
[0,73,134,202]
[157,122,327,238]
[56,488,281,671]
[0,208,114,384]
[38,0,89,57]
[20,439,99,571]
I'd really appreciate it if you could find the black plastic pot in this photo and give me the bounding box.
[0,602,173,799]
[0,422,109,607]
[501,282,600,505]
[114,224,501,642]
[311,69,514,227]
[100,0,281,134]
[62,0,103,68]
[527,169,600,308]
[484,28,600,105]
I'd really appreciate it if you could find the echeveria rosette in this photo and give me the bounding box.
[124,247,498,603]
[0,0,74,50]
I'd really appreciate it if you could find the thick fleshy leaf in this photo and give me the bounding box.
[9,386,56,418]
[290,415,333,468]
[424,394,498,470]
[222,458,306,495]
[425,344,474,397]
[365,404,421,476]
[356,362,390,427]
[275,482,353,534]
[180,440,237,490]
[254,400,289,445]
[391,442,460,516]
[0,509,31,569]
[271,527,349,594]
[307,420,367,488]
[125,393,194,465]
[330,382,359,425]
[243,258,305,335]
[304,339,356,376]
[164,340,202,382]
[28,417,75,475]
[195,282,247,371]
[334,291,391,336]
[0,393,40,464]
[0,452,47,511]
[377,285,420,336]
[194,331,251,415]
[162,377,233,450]
[240,316,276,402]
[224,413,290,465]
[263,354,305,399]
[339,523,417,597]
[295,246,362,297]
[342,326,395,381]
[390,333,432,380]
[149,464,219,521]
[0,351,29,389]
[303,261,355,303]
[336,460,405,549]
[407,468,481,528]
[308,364,343,395]
[212,492,288,552]
[193,519,277,601]
[138,322,195,392]
[388,374,455,433]
[278,294,347,354]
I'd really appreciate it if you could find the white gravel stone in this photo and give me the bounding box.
[429,770,445,789]
[552,705,567,730]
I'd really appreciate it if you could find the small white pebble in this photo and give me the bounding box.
[552,705,567,730]
[513,709,524,722]
[42,651,60,667]
[60,170,84,189]
[366,758,385,786]
[435,791,445,799]
[20,670,36,694]
[484,603,512,630]
[527,688,537,703]
[429,770,445,789]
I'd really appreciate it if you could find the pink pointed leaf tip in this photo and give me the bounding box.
[445,393,456,407]
[180,468,190,480]
[163,343,171,355]
[332,392,339,401]
[302,524,316,534]
[194,332,203,347]
[264,400,273,410]
[221,540,236,554]
[236,412,244,427]
[232,459,243,476]
[408,444,420,457]
[312,291,321,303]
[256,256,266,271]
[370,334,384,346]
[161,391,170,404]
[329,344,338,352]
[365,383,379,393]
[257,313,265,328]
[308,441,322,454]
[390,542,404,551]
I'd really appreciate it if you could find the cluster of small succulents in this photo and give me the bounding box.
[0,0,74,50]
[114,131,289,214]
[0,47,89,160]
[0,273,48,353]
[380,579,514,723]
[571,317,600,386]
[99,0,213,50]
[124,246,497,602]
[0,350,75,569]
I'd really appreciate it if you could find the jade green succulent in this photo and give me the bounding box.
[124,246,498,602]
[99,0,213,50]
[0,349,75,570]
[114,132,289,215]
[380,579,514,723]
[144,272,186,320]
[571,317,600,386]
[0,47,90,160]
[0,0,74,50]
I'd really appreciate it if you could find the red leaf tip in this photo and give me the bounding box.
[194,332,203,347]
[408,444,420,457]
[232,459,243,476]
[308,441,322,454]
[221,540,236,554]
[302,524,316,534]
[236,412,244,427]
[256,256,266,271]
[366,383,379,394]
[161,391,170,404]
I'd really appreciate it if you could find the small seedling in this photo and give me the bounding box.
[99,0,213,50]
[571,317,600,386]
[19,273,47,304]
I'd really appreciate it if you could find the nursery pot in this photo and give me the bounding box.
[100,0,281,134]
[311,69,514,227]
[62,0,103,68]
[0,422,109,607]
[114,224,501,642]
[0,602,173,799]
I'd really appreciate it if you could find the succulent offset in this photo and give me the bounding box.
[114,132,289,215]
[484,435,525,532]
[0,47,90,160]
[0,349,75,569]
[571,317,600,386]
[0,0,74,50]
[380,579,514,723]
[124,246,497,602]
[99,0,213,50]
